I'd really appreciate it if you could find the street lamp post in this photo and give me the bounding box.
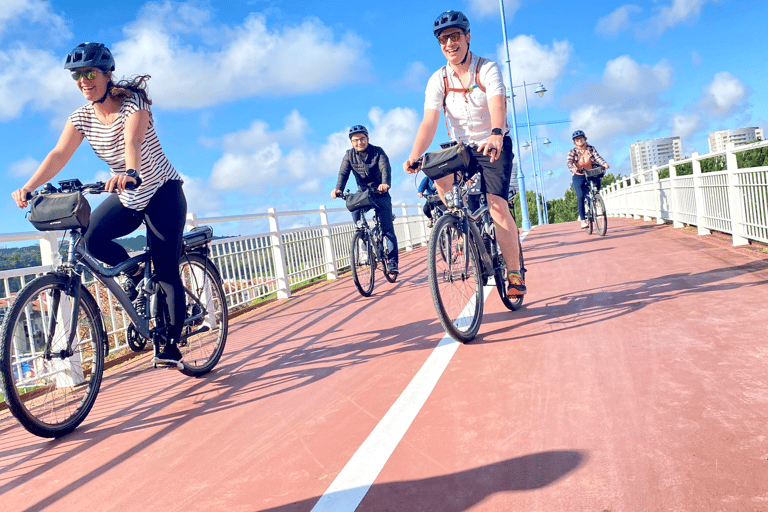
[523,136,551,224]
[498,0,531,231]
[519,81,546,225]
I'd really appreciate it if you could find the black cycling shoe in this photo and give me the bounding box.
[387,261,398,274]
[153,342,183,368]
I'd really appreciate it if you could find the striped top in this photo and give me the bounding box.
[69,93,181,211]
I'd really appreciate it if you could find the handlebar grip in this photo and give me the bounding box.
[25,192,33,200]
[125,177,142,190]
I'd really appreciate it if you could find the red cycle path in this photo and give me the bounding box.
[1,218,767,511]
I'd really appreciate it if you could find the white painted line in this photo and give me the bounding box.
[311,286,493,512]
[312,229,529,511]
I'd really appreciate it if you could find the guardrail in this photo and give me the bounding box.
[0,203,430,354]
[602,140,768,246]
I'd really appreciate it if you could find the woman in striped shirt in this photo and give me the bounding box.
[11,42,187,366]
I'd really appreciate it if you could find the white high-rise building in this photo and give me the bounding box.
[708,127,764,152]
[629,137,683,175]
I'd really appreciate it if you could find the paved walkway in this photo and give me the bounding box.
[2,218,768,511]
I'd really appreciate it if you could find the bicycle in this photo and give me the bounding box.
[0,178,228,438]
[582,166,608,236]
[340,190,398,297]
[410,160,526,342]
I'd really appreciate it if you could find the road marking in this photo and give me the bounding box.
[312,231,528,511]
[311,287,492,512]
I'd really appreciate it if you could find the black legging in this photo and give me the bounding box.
[83,180,187,341]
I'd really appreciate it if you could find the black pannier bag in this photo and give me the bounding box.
[345,189,373,212]
[28,191,91,231]
[421,141,471,180]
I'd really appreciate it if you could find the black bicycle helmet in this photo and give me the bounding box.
[349,125,368,139]
[64,42,115,72]
[572,130,586,140]
[433,10,470,38]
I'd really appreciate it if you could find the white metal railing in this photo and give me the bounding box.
[603,140,768,246]
[0,203,430,354]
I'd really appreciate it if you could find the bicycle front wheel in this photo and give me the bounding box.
[0,274,105,438]
[177,253,228,377]
[584,198,594,235]
[351,231,375,297]
[428,215,483,343]
[594,194,608,236]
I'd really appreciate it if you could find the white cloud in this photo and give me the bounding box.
[671,113,703,139]
[9,156,39,177]
[638,0,721,38]
[596,4,642,37]
[391,61,431,92]
[500,35,572,100]
[208,107,419,196]
[697,72,749,119]
[0,0,70,39]
[113,8,369,109]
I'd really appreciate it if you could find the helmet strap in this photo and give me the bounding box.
[93,81,113,104]
[460,44,470,65]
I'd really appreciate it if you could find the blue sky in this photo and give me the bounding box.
[2,0,766,237]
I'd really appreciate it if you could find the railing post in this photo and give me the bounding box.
[319,205,338,280]
[652,167,664,224]
[185,212,199,229]
[691,152,711,236]
[635,173,645,221]
[623,177,631,218]
[39,231,62,268]
[669,161,683,228]
[401,203,413,252]
[725,142,749,246]
[268,208,291,299]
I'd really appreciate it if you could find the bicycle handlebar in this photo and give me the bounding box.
[25,176,142,200]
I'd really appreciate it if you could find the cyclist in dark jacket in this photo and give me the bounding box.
[331,125,398,274]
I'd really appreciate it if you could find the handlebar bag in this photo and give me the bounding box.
[28,191,91,231]
[421,141,471,180]
[345,189,373,212]
[584,167,605,178]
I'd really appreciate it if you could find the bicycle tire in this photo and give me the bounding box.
[177,253,228,377]
[351,230,375,297]
[428,215,483,343]
[594,194,608,236]
[495,238,525,311]
[585,197,594,235]
[0,273,106,438]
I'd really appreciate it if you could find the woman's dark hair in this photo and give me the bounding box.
[108,74,153,105]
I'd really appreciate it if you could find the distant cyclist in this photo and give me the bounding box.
[403,10,524,297]
[417,175,439,227]
[567,130,610,229]
[332,125,398,275]
[10,42,187,366]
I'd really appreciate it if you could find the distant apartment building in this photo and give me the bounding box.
[629,136,683,175]
[708,127,764,152]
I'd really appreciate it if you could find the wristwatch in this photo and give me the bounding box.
[126,168,138,179]
[491,128,503,136]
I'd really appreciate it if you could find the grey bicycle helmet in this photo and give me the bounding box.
[349,125,368,139]
[572,130,586,140]
[433,10,470,37]
[64,42,115,72]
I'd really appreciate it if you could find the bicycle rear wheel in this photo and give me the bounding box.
[351,230,375,297]
[495,238,525,311]
[0,274,105,438]
[594,194,608,236]
[428,215,483,343]
[177,253,228,377]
